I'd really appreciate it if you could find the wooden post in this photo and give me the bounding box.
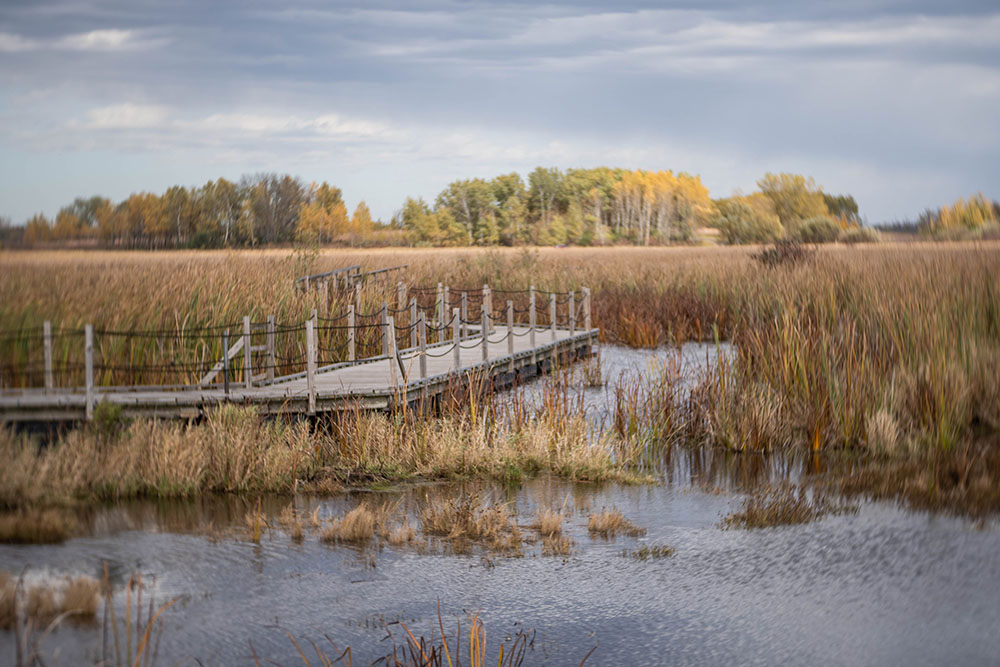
[506,300,514,357]
[347,304,356,361]
[549,293,557,341]
[266,315,276,381]
[222,329,230,395]
[409,297,418,349]
[243,316,253,388]
[418,312,427,379]
[461,292,468,339]
[84,324,94,421]
[386,315,399,386]
[436,282,443,331]
[442,285,449,343]
[529,286,537,365]
[305,318,316,414]
[320,280,329,315]
[397,282,406,314]
[481,309,489,363]
[483,284,492,333]
[452,307,460,370]
[43,320,53,392]
[569,291,576,337]
[353,284,361,314]
[506,299,514,371]
[583,287,592,330]
[381,301,389,357]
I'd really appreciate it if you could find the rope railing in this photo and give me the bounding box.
[0,283,594,406]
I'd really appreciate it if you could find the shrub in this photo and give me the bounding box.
[795,216,840,244]
[839,226,880,244]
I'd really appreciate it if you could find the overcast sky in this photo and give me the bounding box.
[1,0,997,224]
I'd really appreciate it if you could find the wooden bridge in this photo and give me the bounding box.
[0,283,596,423]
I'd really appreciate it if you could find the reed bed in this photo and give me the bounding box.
[2,243,999,512]
[0,404,640,509]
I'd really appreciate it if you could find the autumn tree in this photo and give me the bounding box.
[23,213,52,245]
[296,182,348,244]
[757,173,830,236]
[350,201,374,235]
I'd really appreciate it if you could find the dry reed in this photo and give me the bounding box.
[321,505,377,543]
[587,509,646,538]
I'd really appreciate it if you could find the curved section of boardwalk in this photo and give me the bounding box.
[1,326,597,422]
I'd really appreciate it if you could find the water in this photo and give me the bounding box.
[502,342,732,433]
[2,344,999,665]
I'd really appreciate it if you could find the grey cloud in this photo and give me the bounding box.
[0,0,997,223]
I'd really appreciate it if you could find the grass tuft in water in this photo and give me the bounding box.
[321,505,377,543]
[622,543,675,560]
[587,508,646,538]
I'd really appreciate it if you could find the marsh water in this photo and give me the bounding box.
[3,345,999,665]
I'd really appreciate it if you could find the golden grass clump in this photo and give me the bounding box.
[388,519,416,545]
[534,508,564,537]
[0,508,77,544]
[25,585,58,625]
[587,509,646,539]
[542,534,573,556]
[321,505,377,543]
[278,504,304,542]
[420,494,522,555]
[61,575,100,623]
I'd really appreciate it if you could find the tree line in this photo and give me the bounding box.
[7,174,378,249]
[0,167,893,249]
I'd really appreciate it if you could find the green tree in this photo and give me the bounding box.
[436,178,496,245]
[822,193,860,224]
[713,196,783,244]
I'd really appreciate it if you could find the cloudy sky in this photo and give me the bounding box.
[1,0,997,224]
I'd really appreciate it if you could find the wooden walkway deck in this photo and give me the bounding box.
[0,325,597,422]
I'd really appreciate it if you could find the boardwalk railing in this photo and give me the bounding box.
[1,284,594,420]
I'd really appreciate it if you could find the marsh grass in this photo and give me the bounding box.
[420,494,523,555]
[276,602,557,667]
[0,402,643,510]
[587,509,646,539]
[3,244,1000,514]
[388,519,416,545]
[622,544,675,560]
[321,505,378,543]
[0,572,101,631]
[533,508,564,537]
[278,503,304,542]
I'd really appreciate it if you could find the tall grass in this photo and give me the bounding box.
[0,403,642,508]
[2,243,999,505]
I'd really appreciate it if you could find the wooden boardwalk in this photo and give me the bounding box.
[0,325,597,422]
[1,280,597,423]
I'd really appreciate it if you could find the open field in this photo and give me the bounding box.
[2,242,999,513]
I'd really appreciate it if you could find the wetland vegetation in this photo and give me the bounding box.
[1,242,999,663]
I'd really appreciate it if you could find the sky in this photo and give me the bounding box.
[1,0,998,225]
